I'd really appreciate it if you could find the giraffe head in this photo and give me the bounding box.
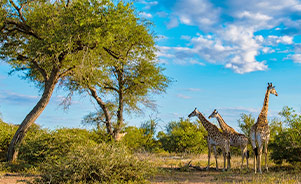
[188,108,199,118]
[208,109,218,119]
[267,82,278,96]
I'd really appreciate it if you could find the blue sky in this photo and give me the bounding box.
[1,0,301,132]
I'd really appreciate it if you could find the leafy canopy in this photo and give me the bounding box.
[0,0,115,86]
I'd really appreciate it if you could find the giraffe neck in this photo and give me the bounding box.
[258,88,270,123]
[196,111,214,131]
[216,114,236,133]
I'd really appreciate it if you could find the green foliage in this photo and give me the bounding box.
[1,0,112,85]
[0,121,18,161]
[65,1,170,138]
[158,119,207,154]
[19,127,98,165]
[122,119,161,152]
[38,142,155,184]
[238,113,255,138]
[270,107,301,165]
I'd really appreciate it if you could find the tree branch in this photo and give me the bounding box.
[104,85,118,92]
[66,0,70,7]
[16,54,48,81]
[125,44,133,58]
[31,60,48,81]
[9,0,26,23]
[88,87,113,136]
[5,20,42,40]
[103,47,120,60]
[59,66,75,78]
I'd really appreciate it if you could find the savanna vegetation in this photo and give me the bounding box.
[0,0,300,183]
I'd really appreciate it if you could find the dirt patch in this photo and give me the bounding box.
[150,166,301,184]
[0,173,38,184]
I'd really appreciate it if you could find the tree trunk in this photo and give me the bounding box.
[114,88,124,140]
[7,75,58,162]
[88,87,113,136]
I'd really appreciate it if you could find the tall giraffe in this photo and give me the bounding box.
[250,83,278,173]
[208,109,249,170]
[188,108,231,171]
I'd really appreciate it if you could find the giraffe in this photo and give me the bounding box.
[208,109,249,170]
[250,83,278,174]
[188,108,231,171]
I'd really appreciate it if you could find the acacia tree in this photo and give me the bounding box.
[0,0,117,162]
[66,2,170,140]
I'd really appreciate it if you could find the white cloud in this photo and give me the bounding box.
[140,12,152,18]
[176,94,192,99]
[236,11,272,21]
[139,0,158,9]
[154,0,300,73]
[267,35,294,45]
[169,0,221,30]
[291,54,301,63]
[184,88,202,92]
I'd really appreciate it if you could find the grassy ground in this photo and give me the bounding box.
[0,153,300,183]
[144,153,301,184]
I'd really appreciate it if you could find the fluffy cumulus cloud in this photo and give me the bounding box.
[152,0,300,74]
[169,0,220,31]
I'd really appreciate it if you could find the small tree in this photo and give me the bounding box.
[66,2,170,140]
[158,119,207,154]
[270,106,301,165]
[238,113,255,139]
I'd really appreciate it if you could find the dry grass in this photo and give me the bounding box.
[139,153,301,184]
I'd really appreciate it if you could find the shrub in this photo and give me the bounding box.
[122,119,162,152]
[38,142,155,184]
[157,119,207,154]
[19,127,98,165]
[270,107,301,165]
[0,121,18,161]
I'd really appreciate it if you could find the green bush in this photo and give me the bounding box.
[270,107,301,165]
[157,119,207,153]
[38,142,155,184]
[0,121,18,161]
[122,119,162,152]
[19,127,98,165]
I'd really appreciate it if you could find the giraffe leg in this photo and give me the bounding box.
[213,146,218,170]
[246,149,249,171]
[241,147,245,170]
[250,130,257,173]
[222,150,226,172]
[227,151,231,171]
[264,141,269,172]
[257,138,263,174]
[207,143,211,170]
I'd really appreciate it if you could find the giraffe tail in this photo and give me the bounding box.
[246,150,250,159]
